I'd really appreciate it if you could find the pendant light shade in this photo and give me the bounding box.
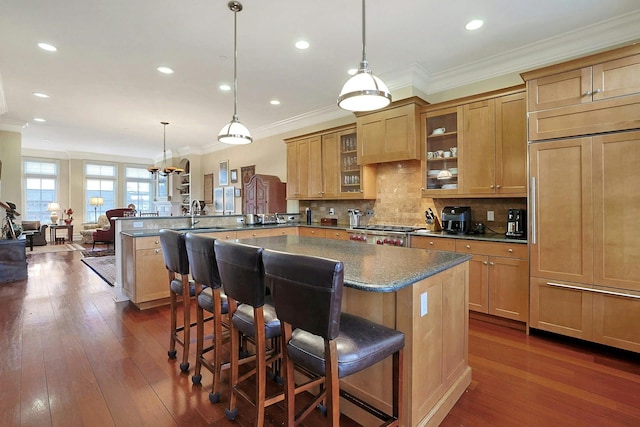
[337,0,391,112]
[218,1,252,145]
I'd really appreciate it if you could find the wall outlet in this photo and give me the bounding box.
[366,209,375,216]
[420,292,428,316]
[487,211,494,221]
[329,208,334,215]
[237,217,244,223]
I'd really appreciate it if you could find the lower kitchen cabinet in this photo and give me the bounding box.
[122,235,169,310]
[298,227,326,238]
[410,235,455,251]
[324,229,350,240]
[236,227,296,239]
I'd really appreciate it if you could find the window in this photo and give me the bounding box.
[85,163,116,222]
[23,160,58,223]
[125,167,152,213]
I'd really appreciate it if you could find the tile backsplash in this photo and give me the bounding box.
[299,159,526,233]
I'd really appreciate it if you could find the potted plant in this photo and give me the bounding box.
[63,208,74,225]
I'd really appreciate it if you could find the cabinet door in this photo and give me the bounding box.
[410,236,455,251]
[135,248,169,303]
[308,136,323,198]
[495,92,527,195]
[529,138,593,283]
[467,254,489,313]
[593,131,640,291]
[530,278,593,340]
[462,100,496,194]
[592,53,640,101]
[321,132,340,198]
[592,291,640,353]
[489,257,529,321]
[286,142,300,198]
[423,107,462,195]
[244,178,257,214]
[527,67,592,112]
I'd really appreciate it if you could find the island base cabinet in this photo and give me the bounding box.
[592,292,640,353]
[339,262,470,427]
[122,235,170,310]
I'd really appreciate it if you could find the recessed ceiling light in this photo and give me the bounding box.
[295,40,310,50]
[465,19,484,31]
[270,99,281,106]
[33,92,50,98]
[347,68,358,76]
[219,84,231,91]
[38,42,57,52]
[33,117,46,122]
[157,66,174,74]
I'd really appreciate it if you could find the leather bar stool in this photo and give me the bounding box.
[184,233,230,403]
[159,229,198,372]
[263,249,405,427]
[214,240,283,427]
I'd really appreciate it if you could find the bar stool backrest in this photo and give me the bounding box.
[159,229,189,275]
[214,240,264,307]
[262,249,344,340]
[185,233,221,289]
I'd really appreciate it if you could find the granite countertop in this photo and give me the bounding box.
[235,235,471,293]
[120,223,295,238]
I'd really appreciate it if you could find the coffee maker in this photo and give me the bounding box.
[505,208,526,239]
[441,206,472,235]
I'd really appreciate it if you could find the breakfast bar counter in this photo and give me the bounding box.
[238,235,471,427]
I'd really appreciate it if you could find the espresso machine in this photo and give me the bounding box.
[441,206,472,235]
[506,208,527,239]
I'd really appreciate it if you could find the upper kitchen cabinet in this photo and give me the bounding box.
[285,125,376,200]
[421,86,527,198]
[355,97,427,165]
[523,44,640,141]
[462,91,527,196]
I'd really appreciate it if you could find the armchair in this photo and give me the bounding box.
[20,221,48,246]
[92,208,133,249]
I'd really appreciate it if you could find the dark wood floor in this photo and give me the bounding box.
[1,249,639,426]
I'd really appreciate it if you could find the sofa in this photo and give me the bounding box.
[92,208,133,249]
[20,221,48,246]
[80,215,109,244]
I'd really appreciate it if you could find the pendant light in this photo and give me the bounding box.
[218,1,252,145]
[148,122,184,176]
[337,0,392,112]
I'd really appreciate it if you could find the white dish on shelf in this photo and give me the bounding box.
[427,169,441,176]
[441,184,458,189]
[431,127,446,135]
[448,168,458,174]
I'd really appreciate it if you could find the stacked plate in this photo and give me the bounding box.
[427,170,440,177]
[442,183,458,190]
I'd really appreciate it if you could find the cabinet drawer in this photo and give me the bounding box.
[410,236,455,251]
[325,229,350,240]
[135,236,162,250]
[455,239,527,259]
[299,227,326,238]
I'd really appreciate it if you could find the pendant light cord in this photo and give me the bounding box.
[232,3,239,120]
[361,0,367,64]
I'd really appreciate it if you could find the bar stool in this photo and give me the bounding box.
[184,233,230,403]
[263,249,405,427]
[159,229,197,372]
[214,240,282,427]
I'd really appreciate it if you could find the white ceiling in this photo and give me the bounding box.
[1,0,640,161]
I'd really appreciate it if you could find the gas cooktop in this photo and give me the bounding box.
[352,225,422,233]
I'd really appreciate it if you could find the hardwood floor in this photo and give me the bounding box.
[2,249,639,426]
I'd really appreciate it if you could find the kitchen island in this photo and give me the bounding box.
[237,235,471,427]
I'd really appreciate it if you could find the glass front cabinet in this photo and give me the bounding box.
[422,106,462,196]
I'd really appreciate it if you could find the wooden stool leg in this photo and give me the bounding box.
[254,308,266,427]
[179,275,190,372]
[226,300,240,419]
[210,290,224,403]
[168,272,178,359]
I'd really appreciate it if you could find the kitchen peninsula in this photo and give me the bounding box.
[118,218,471,427]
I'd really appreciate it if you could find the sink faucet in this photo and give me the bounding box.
[191,199,201,227]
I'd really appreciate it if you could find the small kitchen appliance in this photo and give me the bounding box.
[347,209,363,228]
[505,208,526,239]
[441,206,472,235]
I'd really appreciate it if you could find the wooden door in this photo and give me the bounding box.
[297,139,310,198]
[593,131,640,291]
[489,257,529,321]
[462,99,496,194]
[308,136,323,198]
[467,254,489,313]
[255,181,268,214]
[495,92,527,195]
[529,278,593,340]
[527,67,592,111]
[321,132,340,198]
[592,291,640,353]
[529,138,593,283]
[592,53,640,101]
[244,177,257,214]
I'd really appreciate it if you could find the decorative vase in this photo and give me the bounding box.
[50,212,58,224]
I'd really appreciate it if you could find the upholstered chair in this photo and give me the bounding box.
[92,208,133,249]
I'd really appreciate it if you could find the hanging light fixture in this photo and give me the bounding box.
[218,1,252,145]
[148,122,184,176]
[337,0,391,112]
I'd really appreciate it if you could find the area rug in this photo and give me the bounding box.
[82,249,115,257]
[82,256,116,286]
[29,243,85,254]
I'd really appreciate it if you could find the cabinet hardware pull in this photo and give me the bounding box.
[466,244,471,249]
[490,184,494,189]
[155,249,160,254]
[531,177,537,244]
[584,90,592,96]
[483,261,488,265]
[496,184,500,189]
[155,240,159,244]
[593,88,601,94]
[508,248,513,253]
[429,242,434,245]
[546,282,640,300]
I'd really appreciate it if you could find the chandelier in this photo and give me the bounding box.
[218,1,252,145]
[148,122,183,176]
[337,0,391,112]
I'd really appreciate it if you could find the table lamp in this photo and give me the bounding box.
[47,202,61,224]
[89,197,104,223]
